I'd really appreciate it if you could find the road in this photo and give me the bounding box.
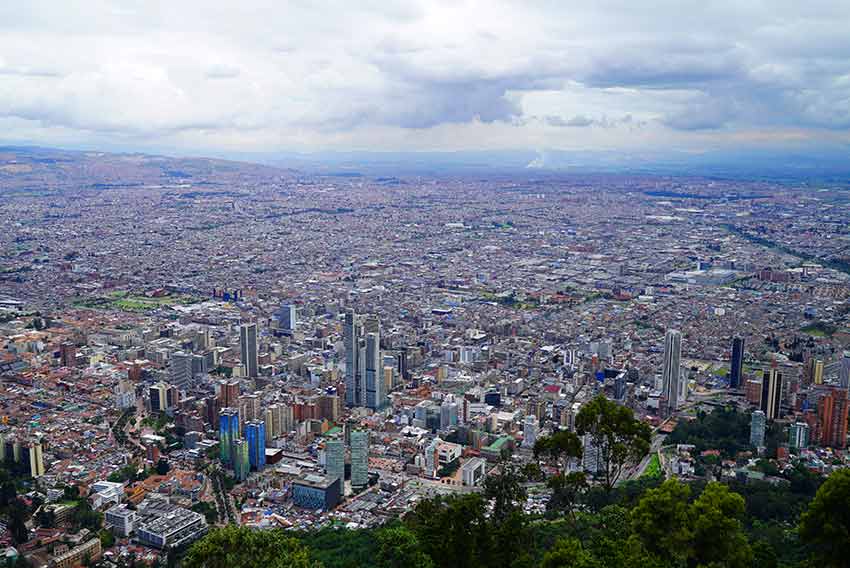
[626,433,666,481]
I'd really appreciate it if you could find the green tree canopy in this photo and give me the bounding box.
[375,525,433,568]
[631,479,692,563]
[576,395,652,492]
[183,525,320,568]
[534,429,583,474]
[799,468,850,567]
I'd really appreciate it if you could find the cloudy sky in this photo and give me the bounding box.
[1,0,849,156]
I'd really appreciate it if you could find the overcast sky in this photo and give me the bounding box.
[2,1,849,155]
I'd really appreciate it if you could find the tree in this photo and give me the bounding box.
[376,525,433,568]
[575,396,651,492]
[405,494,492,568]
[546,472,587,522]
[156,458,170,476]
[630,479,692,563]
[689,482,752,568]
[99,529,115,549]
[799,468,850,567]
[183,525,318,568]
[483,459,528,523]
[533,430,583,474]
[8,499,29,544]
[541,538,600,568]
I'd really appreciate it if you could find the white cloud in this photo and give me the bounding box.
[0,0,849,153]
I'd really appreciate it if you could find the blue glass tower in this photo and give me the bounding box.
[245,420,266,471]
[219,407,240,463]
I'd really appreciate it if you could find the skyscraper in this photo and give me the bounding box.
[277,304,297,333]
[60,341,76,368]
[614,371,628,401]
[169,351,193,388]
[149,383,168,413]
[350,430,369,488]
[817,387,848,449]
[325,438,345,483]
[232,438,250,481]
[840,351,850,390]
[661,329,685,414]
[730,337,744,389]
[522,415,539,448]
[244,420,266,471]
[813,359,824,386]
[364,327,383,409]
[749,410,765,448]
[219,407,240,463]
[345,311,384,410]
[24,439,45,478]
[240,323,258,378]
[344,310,361,407]
[760,368,783,420]
[789,421,809,450]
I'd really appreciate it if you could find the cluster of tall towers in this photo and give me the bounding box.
[344,310,385,410]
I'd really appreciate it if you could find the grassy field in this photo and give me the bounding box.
[73,291,198,312]
[642,454,662,479]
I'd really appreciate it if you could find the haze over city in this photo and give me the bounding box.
[2,3,850,568]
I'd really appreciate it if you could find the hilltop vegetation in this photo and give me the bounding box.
[182,466,850,568]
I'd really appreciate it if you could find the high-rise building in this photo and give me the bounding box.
[364,327,383,409]
[149,383,168,413]
[760,368,783,420]
[277,304,297,333]
[440,402,458,429]
[813,359,824,386]
[749,410,766,448]
[194,327,211,351]
[817,387,848,449]
[730,337,745,389]
[661,330,685,414]
[169,351,193,388]
[325,438,345,483]
[614,371,628,401]
[240,323,259,378]
[232,438,250,481]
[60,341,77,368]
[840,351,850,390]
[350,430,369,488]
[344,310,361,407]
[789,422,809,450]
[219,408,240,463]
[522,415,539,448]
[24,439,45,477]
[244,420,266,471]
[219,380,240,409]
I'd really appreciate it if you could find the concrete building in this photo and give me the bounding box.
[460,457,487,486]
[292,474,341,511]
[104,504,136,537]
[135,498,208,550]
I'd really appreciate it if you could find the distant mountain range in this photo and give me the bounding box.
[2,144,848,190]
[258,146,850,182]
[0,146,293,194]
